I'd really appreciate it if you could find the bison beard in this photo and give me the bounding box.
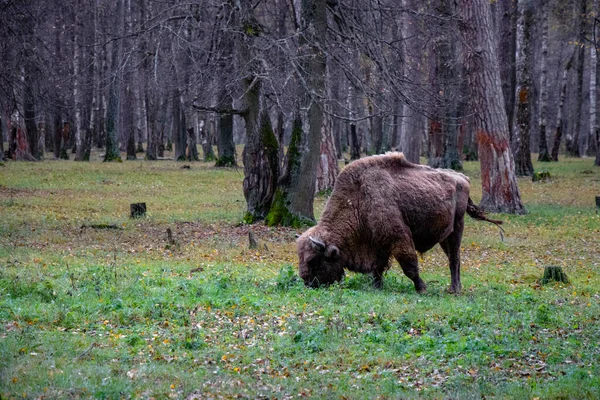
[297,152,502,294]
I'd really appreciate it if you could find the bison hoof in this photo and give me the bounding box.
[415,281,427,294]
[447,285,462,294]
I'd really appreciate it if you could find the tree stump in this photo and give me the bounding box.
[130,203,146,218]
[166,228,177,248]
[248,229,258,249]
[541,266,570,285]
[532,171,551,182]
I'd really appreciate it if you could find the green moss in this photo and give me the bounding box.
[265,189,315,228]
[242,211,256,225]
[260,111,279,172]
[286,117,303,171]
[215,155,237,167]
[103,150,122,162]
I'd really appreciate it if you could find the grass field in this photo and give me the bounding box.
[1,154,599,399]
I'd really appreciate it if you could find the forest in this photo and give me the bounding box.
[1,0,600,398]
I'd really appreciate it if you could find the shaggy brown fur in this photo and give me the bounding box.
[297,152,502,293]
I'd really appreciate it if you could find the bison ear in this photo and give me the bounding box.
[309,236,326,253]
[325,245,339,259]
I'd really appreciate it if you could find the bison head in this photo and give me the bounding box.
[297,234,344,287]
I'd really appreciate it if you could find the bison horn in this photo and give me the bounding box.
[309,236,326,252]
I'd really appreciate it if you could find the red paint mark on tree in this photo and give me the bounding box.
[475,129,509,153]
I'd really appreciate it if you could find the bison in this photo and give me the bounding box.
[297,152,502,294]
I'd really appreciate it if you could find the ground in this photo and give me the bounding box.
[0,152,599,399]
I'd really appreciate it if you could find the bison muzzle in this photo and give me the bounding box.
[297,152,502,294]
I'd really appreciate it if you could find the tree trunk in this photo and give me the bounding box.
[316,105,339,193]
[200,116,216,161]
[496,0,517,142]
[126,85,137,160]
[567,0,587,157]
[431,0,462,170]
[370,113,383,155]
[233,0,279,223]
[347,82,360,160]
[512,0,534,176]
[276,112,286,169]
[594,0,600,165]
[590,23,598,160]
[265,0,327,226]
[187,127,199,161]
[537,1,551,162]
[0,116,4,162]
[400,0,424,164]
[73,1,86,162]
[23,74,39,160]
[11,109,36,161]
[104,0,123,162]
[459,0,526,214]
[242,91,279,222]
[172,88,186,161]
[551,52,574,162]
[215,87,237,167]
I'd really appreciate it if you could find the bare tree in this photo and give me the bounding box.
[104,0,124,162]
[266,0,327,226]
[233,0,279,223]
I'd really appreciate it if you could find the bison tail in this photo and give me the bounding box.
[466,198,505,240]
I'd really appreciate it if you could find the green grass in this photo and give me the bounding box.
[1,154,600,399]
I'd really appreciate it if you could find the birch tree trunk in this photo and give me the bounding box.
[594,0,600,165]
[512,0,534,176]
[459,0,526,214]
[551,52,574,161]
[73,0,86,161]
[567,0,587,157]
[537,1,551,162]
[590,24,598,159]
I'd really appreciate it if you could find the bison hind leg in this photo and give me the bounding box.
[440,228,464,294]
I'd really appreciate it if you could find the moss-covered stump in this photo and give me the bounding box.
[215,156,237,167]
[541,266,570,285]
[532,170,551,182]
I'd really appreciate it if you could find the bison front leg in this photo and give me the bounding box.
[398,259,427,294]
[393,253,426,293]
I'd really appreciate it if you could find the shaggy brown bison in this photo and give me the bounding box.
[297,152,501,293]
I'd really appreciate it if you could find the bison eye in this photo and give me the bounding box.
[325,246,339,259]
